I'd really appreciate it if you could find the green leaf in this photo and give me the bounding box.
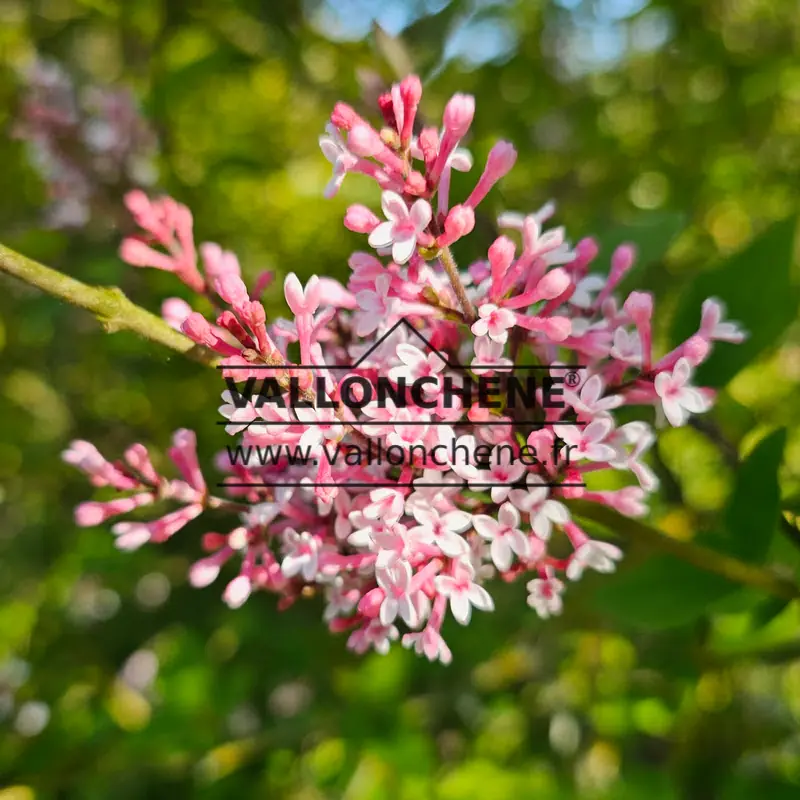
[595,211,687,276]
[722,427,787,562]
[592,557,735,629]
[750,595,793,630]
[781,489,800,514]
[670,216,799,387]
[592,428,787,629]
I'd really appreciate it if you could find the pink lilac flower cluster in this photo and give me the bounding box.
[63,76,746,664]
[13,57,157,228]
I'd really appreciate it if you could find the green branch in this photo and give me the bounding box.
[571,500,800,601]
[0,242,218,366]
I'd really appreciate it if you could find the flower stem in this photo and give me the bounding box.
[0,242,218,366]
[439,245,476,324]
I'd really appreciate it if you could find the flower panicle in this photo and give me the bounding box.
[65,76,747,664]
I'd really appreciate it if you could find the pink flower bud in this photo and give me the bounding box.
[404,171,427,196]
[228,527,249,550]
[561,468,585,499]
[438,204,475,246]
[244,300,266,327]
[535,268,571,301]
[465,141,518,209]
[332,615,362,634]
[418,127,439,169]
[443,93,475,138]
[348,124,382,157]
[542,316,572,341]
[168,428,206,494]
[111,522,151,551]
[515,313,572,341]
[181,312,214,346]
[467,403,492,423]
[202,532,227,552]
[201,242,241,279]
[623,291,654,324]
[358,587,384,618]
[488,235,515,297]
[216,309,254,349]
[344,204,380,233]
[399,75,422,143]
[172,202,194,232]
[123,189,151,216]
[284,273,321,316]
[610,243,636,278]
[683,334,710,365]
[119,238,173,271]
[75,494,154,526]
[485,141,517,180]
[488,236,515,269]
[189,557,222,588]
[573,237,599,270]
[399,74,423,107]
[162,297,193,331]
[331,102,360,130]
[223,574,252,608]
[214,273,249,309]
[378,92,396,127]
[124,443,160,484]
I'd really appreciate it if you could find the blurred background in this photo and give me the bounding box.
[1,0,800,797]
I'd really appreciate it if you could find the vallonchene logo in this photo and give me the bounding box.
[217,318,586,490]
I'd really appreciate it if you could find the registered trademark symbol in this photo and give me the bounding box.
[565,370,580,388]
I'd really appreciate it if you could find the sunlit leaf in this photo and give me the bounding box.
[670,216,799,387]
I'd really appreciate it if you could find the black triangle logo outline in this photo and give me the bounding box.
[351,317,458,369]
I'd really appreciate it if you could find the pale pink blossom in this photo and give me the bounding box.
[564,374,624,419]
[654,357,711,427]
[471,335,513,375]
[368,191,432,264]
[509,476,570,541]
[609,327,642,365]
[375,560,424,627]
[388,343,447,385]
[527,571,565,618]
[434,564,495,625]
[471,303,516,344]
[281,530,320,581]
[566,540,624,581]
[481,447,526,503]
[347,619,399,655]
[402,626,452,665]
[700,298,747,343]
[408,505,472,558]
[472,503,529,572]
[363,488,406,526]
[319,123,358,198]
[554,418,617,463]
[323,577,360,622]
[354,273,395,337]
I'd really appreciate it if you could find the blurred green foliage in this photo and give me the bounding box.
[1,0,800,797]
